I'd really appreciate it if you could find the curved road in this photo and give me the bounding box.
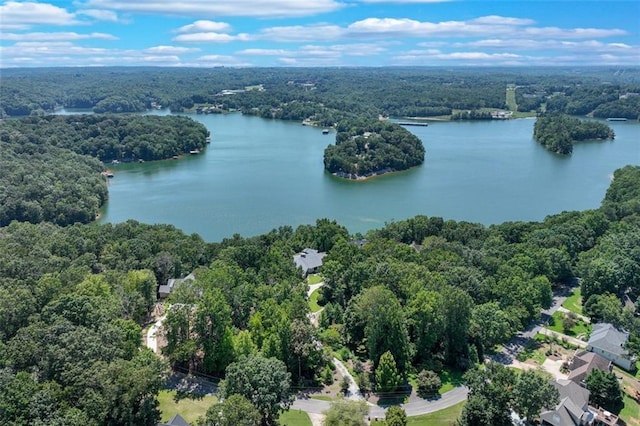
[292,386,469,418]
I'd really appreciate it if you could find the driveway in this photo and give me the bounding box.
[491,284,577,366]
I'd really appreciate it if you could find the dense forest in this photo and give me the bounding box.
[533,114,615,155]
[0,115,208,163]
[323,119,425,178]
[2,67,639,121]
[0,115,207,226]
[1,66,640,425]
[1,163,639,424]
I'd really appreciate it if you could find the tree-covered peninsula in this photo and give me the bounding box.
[533,114,615,155]
[0,114,208,163]
[0,114,208,226]
[323,119,425,179]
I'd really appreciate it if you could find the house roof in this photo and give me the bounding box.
[159,273,196,296]
[567,349,612,384]
[158,414,190,426]
[540,379,593,426]
[588,323,629,357]
[293,248,326,274]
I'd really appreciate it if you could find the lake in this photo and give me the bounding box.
[98,112,640,242]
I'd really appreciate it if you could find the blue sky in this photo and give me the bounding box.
[1,0,639,67]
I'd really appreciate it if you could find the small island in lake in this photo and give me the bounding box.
[533,113,615,155]
[323,119,425,180]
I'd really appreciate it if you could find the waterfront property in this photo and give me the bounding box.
[293,248,326,277]
[159,273,195,299]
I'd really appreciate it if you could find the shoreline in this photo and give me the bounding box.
[329,165,419,181]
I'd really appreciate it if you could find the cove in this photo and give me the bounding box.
[98,112,640,242]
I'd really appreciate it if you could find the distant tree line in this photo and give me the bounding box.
[3,67,638,121]
[533,113,615,154]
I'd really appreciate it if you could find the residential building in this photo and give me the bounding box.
[293,248,326,277]
[540,379,595,425]
[568,350,612,386]
[158,273,195,299]
[587,323,635,371]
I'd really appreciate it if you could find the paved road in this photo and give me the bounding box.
[491,283,577,365]
[291,386,469,418]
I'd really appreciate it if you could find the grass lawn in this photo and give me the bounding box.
[307,274,323,285]
[562,287,583,315]
[620,394,640,426]
[371,401,466,425]
[547,311,590,339]
[438,369,465,394]
[309,288,322,313]
[506,85,517,111]
[279,409,312,426]
[158,390,217,424]
[310,395,333,401]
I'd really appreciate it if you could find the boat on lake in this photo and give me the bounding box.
[190,149,200,155]
[607,118,628,121]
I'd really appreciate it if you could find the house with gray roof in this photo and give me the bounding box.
[587,323,635,371]
[158,273,196,299]
[157,413,190,426]
[567,350,612,386]
[293,248,326,277]
[540,379,595,426]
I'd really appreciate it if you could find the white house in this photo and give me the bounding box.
[586,323,635,371]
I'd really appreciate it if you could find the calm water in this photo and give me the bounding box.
[98,112,640,242]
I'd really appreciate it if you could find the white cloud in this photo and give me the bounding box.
[417,39,640,58]
[344,16,628,40]
[0,40,201,67]
[195,54,253,66]
[522,26,627,39]
[391,47,639,66]
[174,20,232,34]
[237,43,387,66]
[238,48,291,56]
[77,0,344,18]
[143,45,201,54]
[469,15,534,26]
[173,32,251,43]
[0,1,80,30]
[77,9,119,21]
[346,17,513,37]
[257,24,345,42]
[0,32,117,41]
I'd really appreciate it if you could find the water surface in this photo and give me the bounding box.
[99,113,640,241]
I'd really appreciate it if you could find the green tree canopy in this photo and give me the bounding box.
[220,355,293,426]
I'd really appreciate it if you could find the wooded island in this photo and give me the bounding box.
[533,114,615,155]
